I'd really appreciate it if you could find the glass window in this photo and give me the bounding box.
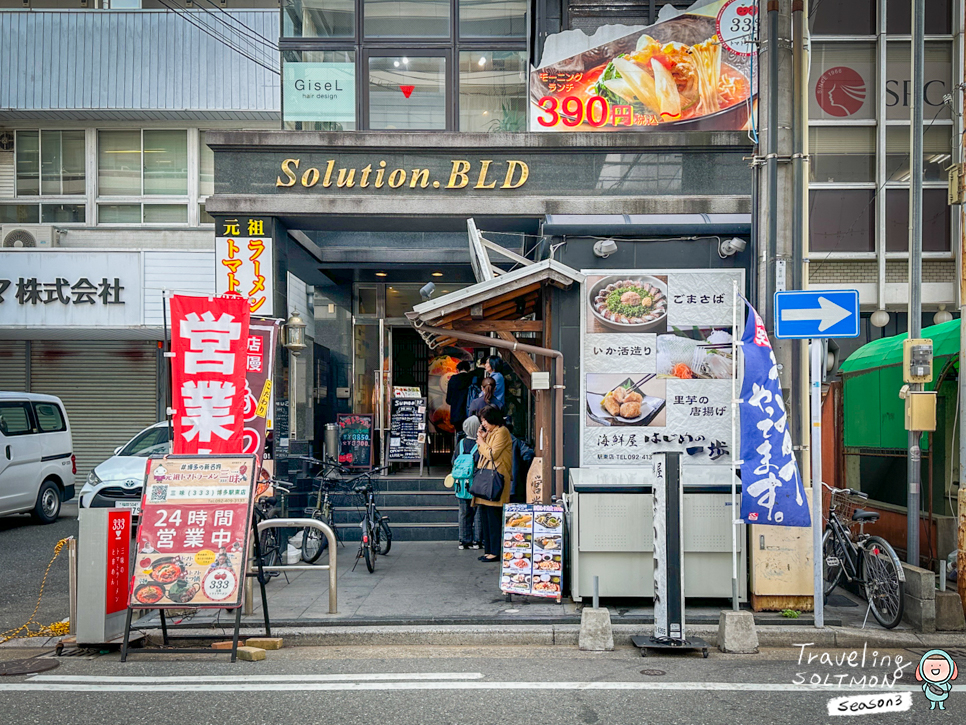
[283,0,355,37]
[886,125,953,182]
[364,0,450,37]
[0,204,40,224]
[385,284,425,317]
[41,131,85,196]
[809,0,875,35]
[809,189,875,253]
[41,204,85,223]
[459,0,526,37]
[885,188,951,252]
[199,203,214,224]
[120,426,170,457]
[98,204,141,224]
[809,43,875,120]
[98,130,142,196]
[885,42,952,120]
[458,51,527,132]
[32,403,66,433]
[282,50,357,131]
[199,139,214,197]
[368,56,446,130]
[143,204,187,223]
[15,131,39,196]
[809,127,874,182]
[886,0,952,35]
[356,285,379,315]
[0,402,34,436]
[143,130,187,195]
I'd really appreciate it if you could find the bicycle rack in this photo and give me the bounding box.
[255,518,338,615]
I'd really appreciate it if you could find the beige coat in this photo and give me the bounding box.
[472,424,513,508]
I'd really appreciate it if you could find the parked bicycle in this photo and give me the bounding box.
[822,484,905,629]
[252,481,290,584]
[347,466,392,573]
[299,455,350,564]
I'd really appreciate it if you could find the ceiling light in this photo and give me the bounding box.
[402,57,409,64]
[375,272,387,277]
[478,56,486,67]
[393,61,400,67]
[431,272,443,277]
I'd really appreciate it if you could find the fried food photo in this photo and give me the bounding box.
[150,561,182,585]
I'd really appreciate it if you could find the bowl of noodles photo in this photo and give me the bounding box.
[589,275,668,331]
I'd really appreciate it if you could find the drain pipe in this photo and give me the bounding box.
[410,321,565,500]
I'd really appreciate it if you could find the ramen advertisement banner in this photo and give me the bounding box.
[530,0,756,132]
[129,455,257,609]
[579,269,743,473]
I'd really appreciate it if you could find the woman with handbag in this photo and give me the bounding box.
[471,405,513,562]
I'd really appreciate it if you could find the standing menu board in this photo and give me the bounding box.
[501,503,565,600]
[130,455,257,609]
[337,413,373,469]
[388,392,427,462]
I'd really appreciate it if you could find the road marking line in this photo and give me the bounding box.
[30,673,485,683]
[0,681,941,694]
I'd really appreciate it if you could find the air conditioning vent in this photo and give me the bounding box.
[1,225,56,248]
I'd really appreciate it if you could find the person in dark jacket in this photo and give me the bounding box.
[509,436,536,503]
[445,360,479,434]
[468,377,501,418]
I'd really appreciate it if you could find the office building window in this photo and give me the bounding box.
[368,55,447,130]
[16,130,85,196]
[283,0,355,38]
[363,0,450,37]
[98,130,187,196]
[458,51,526,132]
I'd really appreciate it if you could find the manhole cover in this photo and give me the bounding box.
[640,669,666,677]
[0,658,60,676]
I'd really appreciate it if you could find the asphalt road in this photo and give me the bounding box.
[0,502,77,635]
[0,644,959,724]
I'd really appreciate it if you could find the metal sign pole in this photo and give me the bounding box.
[810,339,824,628]
[731,279,740,611]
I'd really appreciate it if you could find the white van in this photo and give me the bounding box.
[0,392,75,523]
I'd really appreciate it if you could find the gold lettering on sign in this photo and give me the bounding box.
[446,160,471,189]
[276,158,299,187]
[502,160,529,189]
[274,159,532,192]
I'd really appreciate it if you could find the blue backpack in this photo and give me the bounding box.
[451,441,478,499]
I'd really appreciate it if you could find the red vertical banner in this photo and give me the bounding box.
[169,295,251,455]
[242,319,280,465]
[106,509,131,615]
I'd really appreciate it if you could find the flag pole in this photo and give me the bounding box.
[731,279,740,611]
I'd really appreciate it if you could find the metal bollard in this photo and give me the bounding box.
[593,575,599,610]
[256,518,338,615]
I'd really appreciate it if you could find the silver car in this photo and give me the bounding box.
[79,422,171,518]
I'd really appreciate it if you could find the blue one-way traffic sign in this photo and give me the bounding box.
[774,290,860,339]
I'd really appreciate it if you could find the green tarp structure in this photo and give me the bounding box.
[839,319,959,450]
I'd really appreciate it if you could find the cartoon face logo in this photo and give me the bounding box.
[916,649,958,710]
[815,66,867,117]
[152,464,167,481]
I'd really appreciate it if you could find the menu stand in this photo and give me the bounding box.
[120,513,272,663]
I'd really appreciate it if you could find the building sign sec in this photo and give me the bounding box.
[215,217,274,316]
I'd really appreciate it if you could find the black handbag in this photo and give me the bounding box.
[469,445,505,502]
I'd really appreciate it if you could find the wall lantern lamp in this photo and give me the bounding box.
[284,310,307,355]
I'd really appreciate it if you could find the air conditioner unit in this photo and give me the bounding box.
[1,225,57,249]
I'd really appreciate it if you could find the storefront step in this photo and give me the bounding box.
[332,522,459,542]
[331,505,458,525]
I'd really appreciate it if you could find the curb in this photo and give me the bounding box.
[139,624,966,650]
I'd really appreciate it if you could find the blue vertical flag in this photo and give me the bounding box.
[739,302,811,527]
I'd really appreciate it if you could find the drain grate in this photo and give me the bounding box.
[640,669,666,676]
[0,658,60,676]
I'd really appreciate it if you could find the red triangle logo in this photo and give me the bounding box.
[400,85,415,99]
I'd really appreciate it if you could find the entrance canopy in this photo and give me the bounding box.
[839,318,960,376]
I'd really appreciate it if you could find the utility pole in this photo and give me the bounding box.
[906,0,925,567]
[958,1,966,617]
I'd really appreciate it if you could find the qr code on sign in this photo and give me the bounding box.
[149,485,168,503]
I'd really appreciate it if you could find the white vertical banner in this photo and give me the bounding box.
[215,217,274,317]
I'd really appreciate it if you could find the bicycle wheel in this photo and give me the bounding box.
[301,511,328,564]
[377,518,392,555]
[822,528,846,600]
[258,529,281,582]
[862,536,905,629]
[363,521,377,573]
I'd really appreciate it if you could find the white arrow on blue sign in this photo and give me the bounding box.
[774,290,860,339]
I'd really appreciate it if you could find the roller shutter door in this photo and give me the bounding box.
[30,341,159,480]
[0,341,27,391]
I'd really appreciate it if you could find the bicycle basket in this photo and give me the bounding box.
[825,487,862,530]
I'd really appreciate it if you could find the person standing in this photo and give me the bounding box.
[451,415,483,550]
[445,360,479,436]
[468,377,500,418]
[473,405,513,562]
[485,355,506,410]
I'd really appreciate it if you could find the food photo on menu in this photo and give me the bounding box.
[656,328,734,380]
[586,275,669,333]
[533,552,563,573]
[586,373,667,427]
[503,550,533,573]
[503,531,533,550]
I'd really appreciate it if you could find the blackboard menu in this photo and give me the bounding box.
[337,414,373,470]
[388,397,426,462]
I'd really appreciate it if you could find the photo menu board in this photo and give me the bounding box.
[579,269,743,476]
[500,504,564,600]
[387,389,427,463]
